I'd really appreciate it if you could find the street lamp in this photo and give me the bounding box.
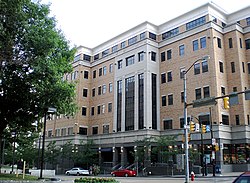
[11,131,17,174]
[183,55,210,183]
[39,107,57,179]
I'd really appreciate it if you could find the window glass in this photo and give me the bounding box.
[200,37,206,48]
[161,73,166,84]
[167,50,172,60]
[203,86,210,98]
[194,63,200,75]
[149,32,156,40]
[126,55,135,66]
[193,40,198,51]
[161,52,165,62]
[138,52,144,62]
[168,94,173,105]
[202,61,208,73]
[186,16,206,30]
[151,52,156,61]
[163,119,173,130]
[162,96,166,106]
[179,45,185,56]
[162,27,179,40]
[195,88,202,100]
[167,71,172,82]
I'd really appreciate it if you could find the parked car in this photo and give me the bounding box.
[111,169,137,177]
[233,172,250,183]
[65,167,89,176]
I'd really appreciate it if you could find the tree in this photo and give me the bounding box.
[152,135,179,164]
[0,0,76,170]
[45,141,60,170]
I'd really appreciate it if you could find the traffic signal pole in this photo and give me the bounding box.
[209,107,216,177]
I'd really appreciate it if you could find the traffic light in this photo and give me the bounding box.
[182,134,191,142]
[190,122,195,132]
[223,97,230,109]
[215,144,219,151]
[188,133,191,142]
[202,125,206,133]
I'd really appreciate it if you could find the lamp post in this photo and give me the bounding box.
[39,107,57,179]
[183,55,210,183]
[11,131,17,174]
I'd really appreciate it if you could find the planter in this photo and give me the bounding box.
[75,177,119,183]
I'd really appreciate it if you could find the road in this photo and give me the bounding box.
[58,175,238,183]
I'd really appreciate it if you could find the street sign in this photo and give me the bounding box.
[212,138,216,145]
[195,123,200,132]
[204,154,210,164]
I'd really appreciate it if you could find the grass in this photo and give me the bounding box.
[0,173,39,181]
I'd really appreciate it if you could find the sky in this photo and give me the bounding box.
[41,0,250,48]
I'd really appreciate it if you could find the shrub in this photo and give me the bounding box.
[75,177,119,183]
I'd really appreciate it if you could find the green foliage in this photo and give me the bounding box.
[0,0,77,137]
[152,135,180,163]
[75,177,119,183]
[72,140,98,167]
[45,141,60,169]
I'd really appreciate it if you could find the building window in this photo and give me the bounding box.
[167,50,172,60]
[167,71,172,82]
[140,32,146,40]
[180,68,185,79]
[138,74,144,129]
[97,105,101,114]
[91,107,95,116]
[84,71,89,79]
[240,38,242,48]
[163,119,173,130]
[79,127,87,135]
[212,16,217,23]
[102,104,105,114]
[125,76,135,131]
[194,63,200,75]
[152,73,157,129]
[181,92,184,103]
[93,70,96,79]
[195,88,202,100]
[102,49,109,57]
[231,62,235,73]
[126,55,135,66]
[112,45,118,53]
[48,130,52,137]
[162,96,166,106]
[82,107,87,116]
[103,125,109,134]
[83,89,88,97]
[235,115,240,125]
[217,38,222,48]
[221,86,225,95]
[138,52,144,62]
[92,127,98,135]
[233,87,237,92]
[161,52,166,62]
[219,61,224,73]
[222,114,229,125]
[242,62,245,73]
[202,60,208,73]
[149,32,156,40]
[92,88,95,97]
[121,41,126,48]
[118,60,122,69]
[186,16,206,30]
[55,129,60,137]
[180,117,191,128]
[99,68,102,76]
[247,63,250,74]
[179,45,185,56]
[222,22,226,27]
[229,38,233,48]
[168,94,173,105]
[61,128,66,136]
[109,83,113,93]
[246,17,250,26]
[193,40,198,51]
[151,52,156,61]
[117,80,122,132]
[246,39,250,50]
[83,54,91,61]
[162,27,179,40]
[128,36,137,45]
[161,73,166,84]
[247,115,250,125]
[203,86,210,98]
[98,86,102,95]
[94,54,99,60]
[199,115,210,125]
[102,84,106,94]
[108,103,112,112]
[200,37,206,49]
[103,66,107,75]
[109,64,113,73]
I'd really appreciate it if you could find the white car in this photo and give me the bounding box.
[65,167,89,176]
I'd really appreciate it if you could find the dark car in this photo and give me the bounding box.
[233,172,250,183]
[111,169,137,177]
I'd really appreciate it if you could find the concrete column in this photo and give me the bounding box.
[112,147,118,167]
[98,147,102,166]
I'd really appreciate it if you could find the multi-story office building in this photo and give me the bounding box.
[46,2,250,173]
